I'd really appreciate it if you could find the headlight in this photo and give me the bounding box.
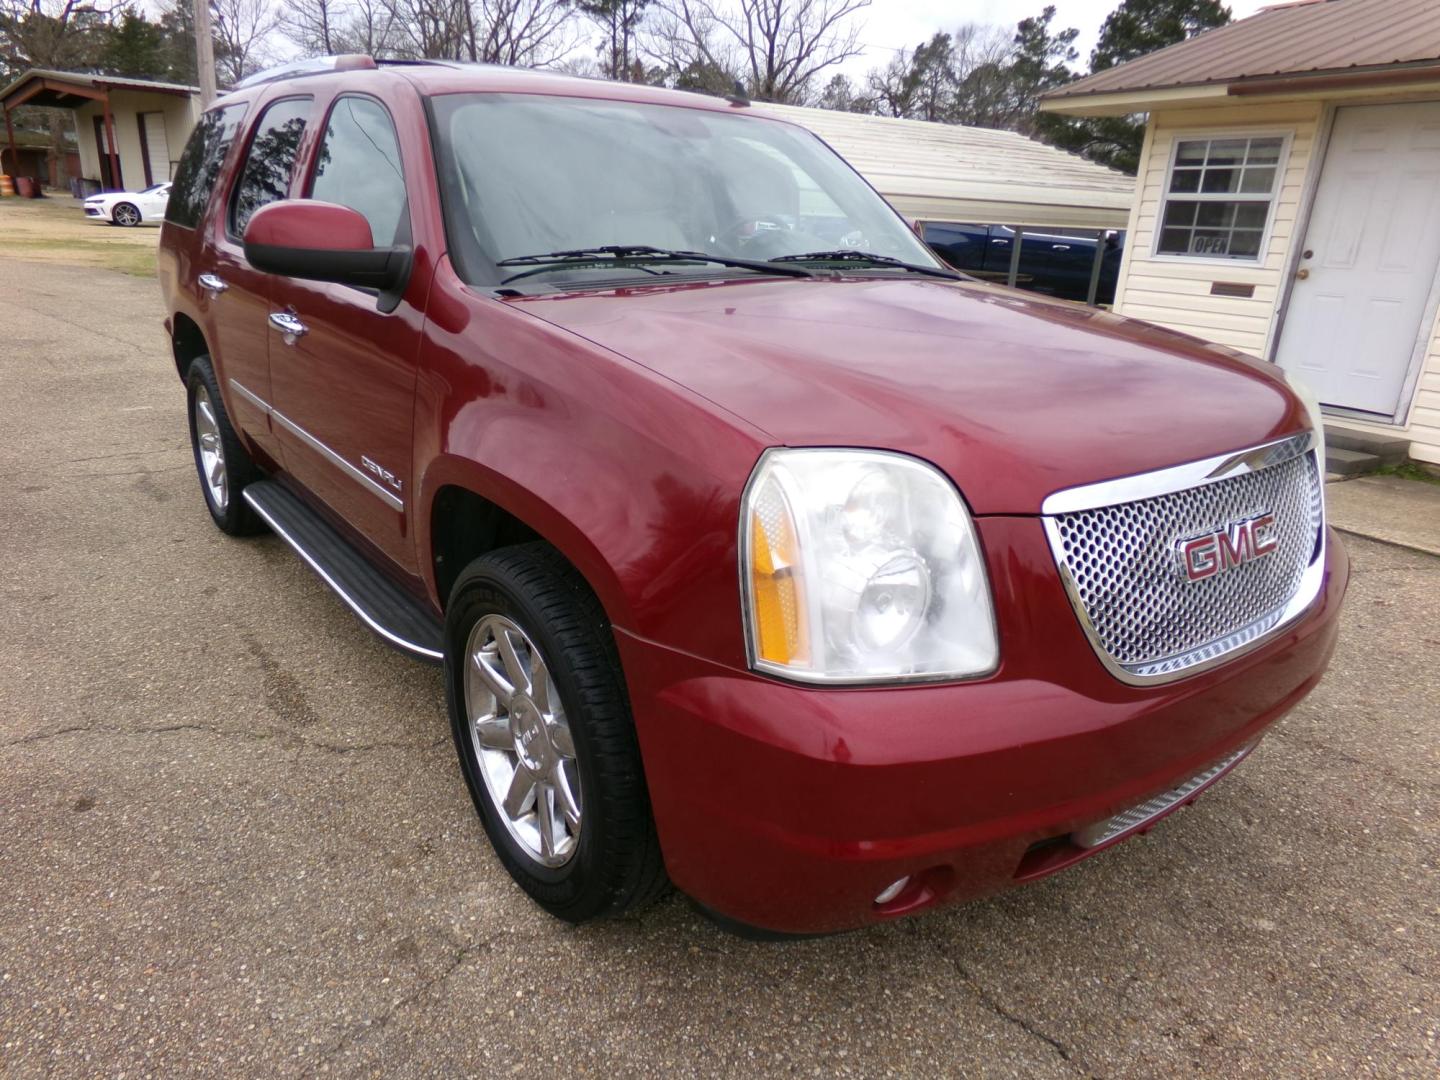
[741,448,998,684]
[1282,368,1327,478]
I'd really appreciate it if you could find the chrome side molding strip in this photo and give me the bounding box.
[241,488,443,662]
[228,378,404,512]
[1042,431,1313,516]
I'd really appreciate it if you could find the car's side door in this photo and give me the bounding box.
[204,96,315,464]
[266,92,421,574]
[140,183,171,221]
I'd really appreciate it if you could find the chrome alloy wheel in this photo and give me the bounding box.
[464,614,582,868]
[113,203,140,226]
[193,385,228,511]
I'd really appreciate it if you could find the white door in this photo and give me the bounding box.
[1276,102,1440,417]
[141,112,171,183]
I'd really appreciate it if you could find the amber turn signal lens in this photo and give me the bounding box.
[748,483,808,666]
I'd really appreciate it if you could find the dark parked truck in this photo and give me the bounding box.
[923,221,1124,305]
[159,58,1347,936]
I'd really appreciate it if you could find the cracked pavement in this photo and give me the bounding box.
[2,260,1437,1078]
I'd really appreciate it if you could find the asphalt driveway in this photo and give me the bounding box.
[1,259,1436,1078]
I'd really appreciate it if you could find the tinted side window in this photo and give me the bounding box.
[166,103,248,229]
[308,97,407,247]
[230,97,312,237]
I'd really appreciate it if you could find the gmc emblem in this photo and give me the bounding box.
[1175,513,1278,582]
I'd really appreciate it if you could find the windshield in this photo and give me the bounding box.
[140,184,168,194]
[431,92,942,287]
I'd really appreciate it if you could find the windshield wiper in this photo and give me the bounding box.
[770,250,963,280]
[496,245,816,285]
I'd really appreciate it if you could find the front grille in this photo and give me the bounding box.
[1046,445,1323,682]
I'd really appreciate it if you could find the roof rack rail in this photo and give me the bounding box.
[231,54,376,90]
[373,58,463,69]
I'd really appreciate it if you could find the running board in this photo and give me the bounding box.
[242,481,444,663]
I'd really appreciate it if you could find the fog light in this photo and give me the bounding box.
[874,876,911,905]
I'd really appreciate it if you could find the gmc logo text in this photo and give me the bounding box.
[1175,513,1278,582]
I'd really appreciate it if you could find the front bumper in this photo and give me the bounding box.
[83,204,109,221]
[616,521,1349,934]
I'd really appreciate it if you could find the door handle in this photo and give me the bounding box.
[1295,268,1310,280]
[198,273,228,296]
[268,311,309,344]
[1053,244,1071,251]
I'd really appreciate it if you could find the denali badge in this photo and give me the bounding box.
[361,455,403,493]
[1175,513,1278,582]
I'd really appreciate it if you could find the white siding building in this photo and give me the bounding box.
[1041,0,1440,466]
[2,70,201,193]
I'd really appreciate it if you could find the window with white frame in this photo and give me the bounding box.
[1156,135,1285,260]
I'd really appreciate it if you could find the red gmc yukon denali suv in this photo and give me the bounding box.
[157,57,1348,935]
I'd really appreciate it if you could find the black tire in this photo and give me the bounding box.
[445,543,667,923]
[112,202,140,227]
[185,356,264,535]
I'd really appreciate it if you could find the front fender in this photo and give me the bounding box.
[414,264,769,670]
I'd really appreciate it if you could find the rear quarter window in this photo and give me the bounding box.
[165,103,248,229]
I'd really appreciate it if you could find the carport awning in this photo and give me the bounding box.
[0,69,197,113]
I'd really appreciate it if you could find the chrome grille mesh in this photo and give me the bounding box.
[1049,450,1323,678]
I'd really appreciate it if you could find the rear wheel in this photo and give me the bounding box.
[112,202,140,227]
[445,544,667,922]
[186,356,264,535]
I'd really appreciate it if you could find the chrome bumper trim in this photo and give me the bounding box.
[1073,742,1256,849]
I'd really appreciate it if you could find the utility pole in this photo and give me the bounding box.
[194,0,218,106]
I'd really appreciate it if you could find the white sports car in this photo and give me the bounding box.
[83,182,171,227]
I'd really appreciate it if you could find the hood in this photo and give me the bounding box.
[512,277,1306,515]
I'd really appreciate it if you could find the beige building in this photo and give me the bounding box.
[1041,0,1440,466]
[1,69,201,193]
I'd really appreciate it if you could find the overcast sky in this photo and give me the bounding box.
[161,0,1275,83]
[834,0,1271,81]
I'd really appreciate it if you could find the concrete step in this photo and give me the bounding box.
[1326,446,1384,477]
[1324,426,1409,466]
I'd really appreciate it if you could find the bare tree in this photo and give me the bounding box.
[576,0,648,80]
[647,0,869,104]
[211,0,282,82]
[471,0,574,66]
[280,0,348,54]
[866,23,1012,123]
[344,0,398,53]
[379,0,465,58]
[375,0,569,64]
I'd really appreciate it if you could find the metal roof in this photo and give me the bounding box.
[751,101,1135,229]
[1044,0,1440,104]
[1,68,199,111]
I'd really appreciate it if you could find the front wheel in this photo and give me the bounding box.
[445,544,667,922]
[186,356,264,535]
[112,202,140,227]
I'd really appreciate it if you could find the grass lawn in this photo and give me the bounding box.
[0,194,158,276]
